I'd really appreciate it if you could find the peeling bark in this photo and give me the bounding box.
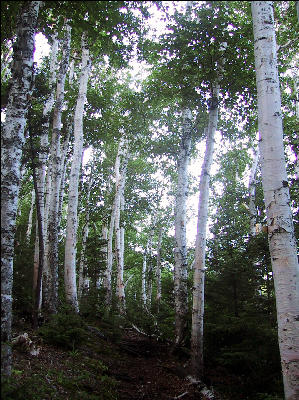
[1,1,41,376]
[251,3,299,399]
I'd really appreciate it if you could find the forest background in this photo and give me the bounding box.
[1,1,298,400]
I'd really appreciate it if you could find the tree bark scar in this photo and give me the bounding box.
[255,37,268,42]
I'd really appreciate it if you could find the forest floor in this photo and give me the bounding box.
[3,316,226,400]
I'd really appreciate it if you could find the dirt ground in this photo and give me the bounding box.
[7,319,225,400]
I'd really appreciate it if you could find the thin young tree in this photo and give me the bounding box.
[104,136,128,307]
[115,138,129,313]
[64,32,90,312]
[43,23,71,314]
[191,39,226,378]
[248,147,259,237]
[251,2,299,399]
[191,84,219,379]
[33,33,58,309]
[174,107,192,347]
[1,1,41,376]
[78,169,93,300]
[156,226,163,309]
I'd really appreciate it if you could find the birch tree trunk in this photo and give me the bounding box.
[26,189,35,241]
[115,139,129,314]
[191,84,219,379]
[98,225,108,289]
[1,0,41,377]
[142,251,147,307]
[64,33,90,312]
[292,74,299,179]
[29,133,45,329]
[251,3,299,399]
[156,226,163,309]
[146,213,157,308]
[104,198,116,307]
[33,34,58,301]
[103,138,127,306]
[249,147,259,237]
[78,172,93,300]
[43,23,71,315]
[58,123,71,226]
[174,107,192,346]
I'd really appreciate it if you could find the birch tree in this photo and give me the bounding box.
[174,107,192,346]
[248,147,259,237]
[103,137,128,307]
[115,137,129,313]
[190,32,229,377]
[142,251,148,307]
[26,189,35,241]
[64,32,90,312]
[1,0,41,376]
[146,213,157,307]
[191,83,219,379]
[156,226,163,309]
[33,34,58,304]
[251,2,299,399]
[43,23,71,314]
[78,171,93,300]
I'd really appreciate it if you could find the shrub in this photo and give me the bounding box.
[38,310,87,350]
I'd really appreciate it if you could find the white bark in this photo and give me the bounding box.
[191,84,219,379]
[174,107,192,346]
[156,226,163,307]
[98,225,108,289]
[104,137,128,306]
[115,138,129,313]
[78,173,93,299]
[43,23,71,314]
[292,75,299,179]
[37,33,58,239]
[64,32,90,312]
[33,224,42,312]
[33,33,58,305]
[251,3,299,399]
[248,147,259,236]
[1,1,41,376]
[57,124,71,226]
[26,189,35,241]
[142,251,147,306]
[146,213,157,307]
[104,198,116,306]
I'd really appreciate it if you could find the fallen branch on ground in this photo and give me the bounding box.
[173,391,189,399]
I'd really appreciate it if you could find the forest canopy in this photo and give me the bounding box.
[1,2,298,400]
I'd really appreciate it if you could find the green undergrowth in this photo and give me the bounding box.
[2,362,118,400]
[2,310,122,400]
[38,310,87,349]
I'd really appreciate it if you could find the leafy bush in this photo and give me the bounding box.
[38,310,87,349]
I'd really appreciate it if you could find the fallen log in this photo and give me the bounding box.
[12,332,40,356]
